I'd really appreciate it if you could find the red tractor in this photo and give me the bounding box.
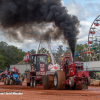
[26,53,90,90]
[26,54,49,87]
[52,55,90,90]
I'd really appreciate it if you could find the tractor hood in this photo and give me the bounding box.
[13,74,19,78]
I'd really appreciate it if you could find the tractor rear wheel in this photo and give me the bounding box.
[54,70,65,90]
[42,75,48,89]
[10,80,13,85]
[42,75,53,89]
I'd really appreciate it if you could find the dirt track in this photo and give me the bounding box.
[0,82,100,100]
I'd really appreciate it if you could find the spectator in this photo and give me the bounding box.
[93,72,96,79]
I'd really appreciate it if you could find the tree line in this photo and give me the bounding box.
[0,41,94,70]
[0,41,27,70]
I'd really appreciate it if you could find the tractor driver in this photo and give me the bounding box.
[64,60,69,76]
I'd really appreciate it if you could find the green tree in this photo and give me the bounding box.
[0,41,26,69]
[38,48,49,54]
[76,44,83,53]
[30,49,36,55]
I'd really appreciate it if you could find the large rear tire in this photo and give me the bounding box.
[42,75,48,89]
[42,75,54,90]
[54,70,65,90]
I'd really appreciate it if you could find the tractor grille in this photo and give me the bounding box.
[75,67,83,74]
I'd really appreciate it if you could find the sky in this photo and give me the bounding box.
[63,0,100,46]
[0,0,100,52]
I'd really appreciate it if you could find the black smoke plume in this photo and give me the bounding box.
[0,0,79,58]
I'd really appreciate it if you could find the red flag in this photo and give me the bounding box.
[23,53,30,62]
[0,68,7,76]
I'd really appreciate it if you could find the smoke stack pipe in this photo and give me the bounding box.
[73,57,74,63]
[71,53,74,63]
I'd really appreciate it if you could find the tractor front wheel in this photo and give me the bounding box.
[54,70,65,90]
[33,79,37,87]
[30,79,33,87]
[69,77,74,88]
